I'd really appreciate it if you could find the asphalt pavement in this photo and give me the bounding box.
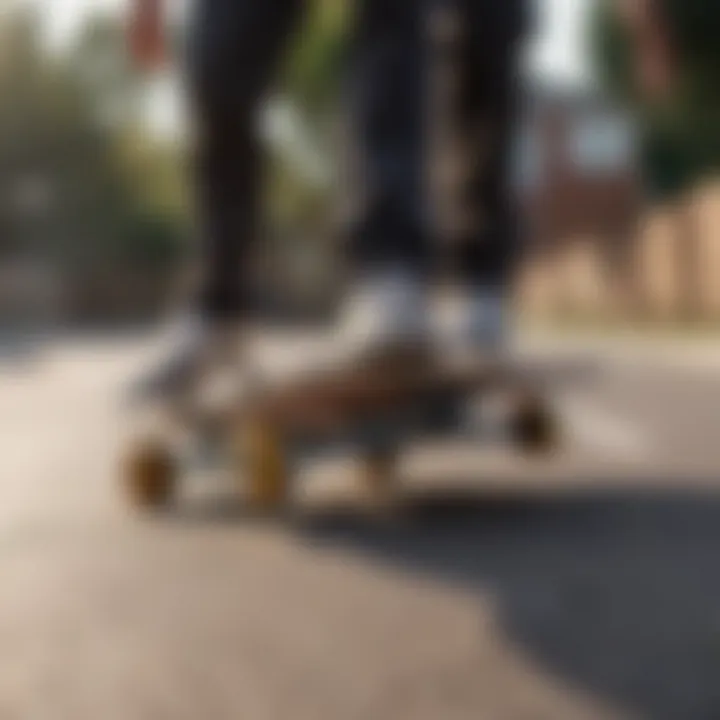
[1,330,719,720]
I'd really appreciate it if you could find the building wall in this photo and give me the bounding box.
[517,89,644,317]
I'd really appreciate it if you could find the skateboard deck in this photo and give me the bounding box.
[241,353,556,442]
[122,352,567,512]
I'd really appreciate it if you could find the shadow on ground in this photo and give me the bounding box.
[190,484,720,720]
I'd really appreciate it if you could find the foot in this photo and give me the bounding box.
[131,314,242,404]
[459,287,509,358]
[337,268,432,367]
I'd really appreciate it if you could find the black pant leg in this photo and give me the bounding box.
[346,0,431,276]
[453,0,527,289]
[187,0,306,319]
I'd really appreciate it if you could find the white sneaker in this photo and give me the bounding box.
[459,288,509,356]
[133,313,242,402]
[338,268,432,364]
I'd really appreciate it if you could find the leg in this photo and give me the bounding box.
[451,0,528,349]
[453,0,527,289]
[338,0,433,360]
[188,0,306,319]
[345,0,430,275]
[132,0,306,400]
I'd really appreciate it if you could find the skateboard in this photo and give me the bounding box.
[121,353,563,512]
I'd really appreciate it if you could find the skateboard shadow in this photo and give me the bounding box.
[292,483,720,720]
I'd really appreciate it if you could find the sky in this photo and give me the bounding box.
[30,0,596,87]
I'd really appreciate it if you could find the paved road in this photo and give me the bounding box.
[1,332,719,720]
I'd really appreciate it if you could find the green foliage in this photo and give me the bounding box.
[282,0,349,115]
[591,2,634,104]
[663,0,720,110]
[0,8,187,318]
[271,0,349,214]
[592,0,720,196]
[264,0,349,282]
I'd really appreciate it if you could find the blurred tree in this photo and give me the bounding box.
[283,0,348,116]
[593,0,720,198]
[259,0,350,314]
[0,9,187,322]
[0,2,350,322]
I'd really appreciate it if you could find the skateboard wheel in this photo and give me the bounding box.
[510,394,559,455]
[240,420,289,512]
[122,438,176,510]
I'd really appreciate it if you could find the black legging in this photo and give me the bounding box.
[188,0,528,318]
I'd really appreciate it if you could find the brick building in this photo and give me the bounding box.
[516,82,642,316]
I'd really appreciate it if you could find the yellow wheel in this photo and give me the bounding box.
[239,419,289,512]
[510,393,559,455]
[122,438,176,510]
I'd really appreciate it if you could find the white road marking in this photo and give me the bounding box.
[523,335,720,374]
